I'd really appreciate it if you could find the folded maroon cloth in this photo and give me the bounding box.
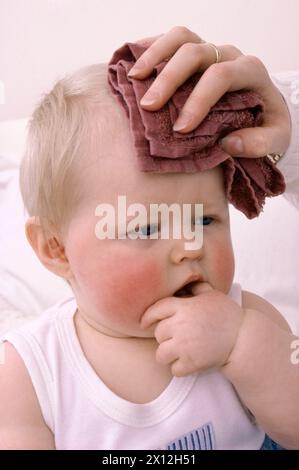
[108,42,285,218]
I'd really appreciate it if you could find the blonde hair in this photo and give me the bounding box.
[20,63,125,239]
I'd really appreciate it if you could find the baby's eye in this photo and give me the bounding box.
[139,223,160,237]
[127,223,160,238]
[194,216,214,226]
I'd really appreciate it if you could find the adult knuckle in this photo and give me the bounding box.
[223,44,243,58]
[243,55,265,72]
[227,44,242,55]
[249,133,268,155]
[179,42,200,56]
[170,25,192,40]
[209,62,232,83]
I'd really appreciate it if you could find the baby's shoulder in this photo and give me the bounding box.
[3,296,76,340]
[0,342,55,449]
[241,290,291,332]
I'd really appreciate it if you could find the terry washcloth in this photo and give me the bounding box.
[108,42,285,218]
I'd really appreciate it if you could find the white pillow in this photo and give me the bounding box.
[230,198,299,334]
[0,119,72,336]
[0,119,298,336]
[0,118,29,166]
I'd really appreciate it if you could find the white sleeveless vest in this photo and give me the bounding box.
[1,283,265,449]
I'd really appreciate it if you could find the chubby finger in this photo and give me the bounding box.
[154,318,173,344]
[191,281,214,296]
[155,339,178,366]
[220,124,291,157]
[171,359,196,377]
[128,25,203,79]
[140,297,177,330]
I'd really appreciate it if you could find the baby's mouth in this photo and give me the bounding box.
[174,281,198,298]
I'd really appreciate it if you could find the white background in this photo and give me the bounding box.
[1,0,299,121]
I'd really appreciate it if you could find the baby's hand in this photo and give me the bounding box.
[140,283,245,376]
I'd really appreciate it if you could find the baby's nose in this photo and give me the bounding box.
[170,240,203,264]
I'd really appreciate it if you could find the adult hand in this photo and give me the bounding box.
[129,26,291,158]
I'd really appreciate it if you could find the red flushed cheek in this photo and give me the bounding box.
[75,246,163,325]
[209,239,235,293]
[105,256,162,323]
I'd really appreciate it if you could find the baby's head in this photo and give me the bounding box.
[20,63,234,338]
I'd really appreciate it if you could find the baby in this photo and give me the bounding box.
[0,60,298,450]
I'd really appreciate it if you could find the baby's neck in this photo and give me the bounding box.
[74,309,173,404]
[75,306,154,340]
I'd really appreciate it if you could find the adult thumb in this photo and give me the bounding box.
[220,126,287,158]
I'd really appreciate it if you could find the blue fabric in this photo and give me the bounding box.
[166,422,215,450]
[260,435,285,450]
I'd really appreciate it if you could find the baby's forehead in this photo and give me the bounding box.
[90,97,130,144]
[77,102,140,187]
[89,100,133,158]
[80,101,227,205]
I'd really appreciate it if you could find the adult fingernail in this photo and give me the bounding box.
[221,136,244,154]
[140,90,161,106]
[128,67,140,77]
[128,60,146,77]
[173,111,193,131]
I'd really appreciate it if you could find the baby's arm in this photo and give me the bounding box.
[0,342,55,450]
[222,291,299,449]
[141,286,299,448]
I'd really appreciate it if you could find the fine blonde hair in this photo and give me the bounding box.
[20,63,125,239]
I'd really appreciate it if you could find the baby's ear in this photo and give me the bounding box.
[25,216,72,280]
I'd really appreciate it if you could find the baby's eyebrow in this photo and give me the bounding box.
[200,200,228,212]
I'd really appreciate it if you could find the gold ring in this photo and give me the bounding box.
[266,153,284,165]
[205,43,221,64]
